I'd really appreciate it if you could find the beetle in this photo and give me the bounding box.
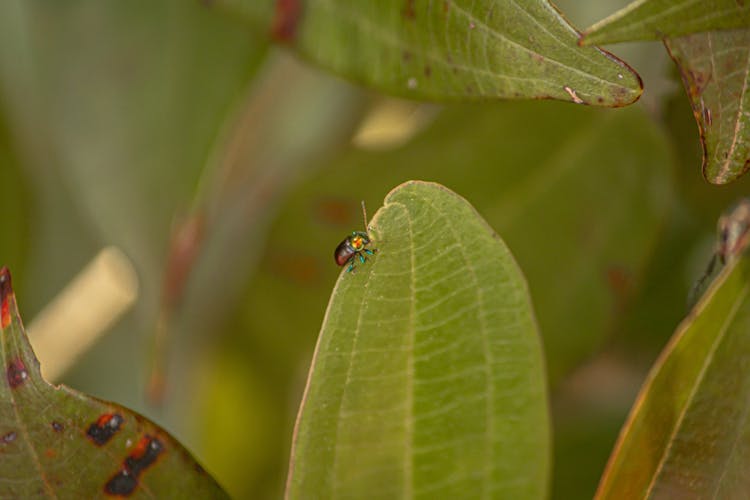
[334,201,377,272]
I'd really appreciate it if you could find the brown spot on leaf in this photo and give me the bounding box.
[686,69,712,99]
[2,431,16,443]
[403,0,415,19]
[104,435,165,497]
[606,265,633,311]
[402,50,413,62]
[51,421,64,432]
[87,413,124,446]
[269,252,322,286]
[424,65,432,77]
[7,359,28,388]
[272,0,303,43]
[314,198,357,228]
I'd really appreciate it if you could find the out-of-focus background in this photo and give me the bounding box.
[2,1,750,498]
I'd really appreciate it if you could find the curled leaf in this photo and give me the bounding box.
[596,252,750,498]
[666,29,750,184]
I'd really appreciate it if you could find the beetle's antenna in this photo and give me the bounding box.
[361,200,369,230]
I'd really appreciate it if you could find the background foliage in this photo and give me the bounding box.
[1,0,750,498]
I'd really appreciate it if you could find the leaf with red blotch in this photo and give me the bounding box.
[666,29,750,184]
[217,0,642,106]
[0,268,228,498]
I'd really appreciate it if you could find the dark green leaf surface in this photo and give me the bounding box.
[287,182,549,498]
[666,29,750,184]
[581,0,750,45]
[0,268,227,498]
[596,252,750,498]
[223,0,642,105]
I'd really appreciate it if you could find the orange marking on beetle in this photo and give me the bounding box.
[272,0,303,42]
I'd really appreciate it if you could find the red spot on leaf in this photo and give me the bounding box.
[7,359,28,388]
[104,435,165,497]
[45,448,56,458]
[1,300,8,329]
[272,0,303,43]
[86,413,124,446]
[0,267,12,329]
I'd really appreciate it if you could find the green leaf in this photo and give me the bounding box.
[595,249,750,498]
[222,0,642,105]
[286,181,549,498]
[0,268,227,498]
[244,102,670,381]
[581,0,750,45]
[665,29,750,184]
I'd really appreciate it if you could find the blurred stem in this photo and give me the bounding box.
[148,51,368,404]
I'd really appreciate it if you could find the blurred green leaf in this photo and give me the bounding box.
[0,113,29,284]
[0,0,267,305]
[581,0,750,45]
[0,268,227,498]
[151,52,367,401]
[200,102,670,496]
[244,101,671,381]
[665,29,750,185]
[287,181,549,498]
[596,249,750,498]
[0,0,270,407]
[222,0,642,105]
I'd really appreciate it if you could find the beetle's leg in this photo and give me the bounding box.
[346,258,355,272]
[364,248,376,256]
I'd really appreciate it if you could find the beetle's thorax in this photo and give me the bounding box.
[348,231,370,251]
